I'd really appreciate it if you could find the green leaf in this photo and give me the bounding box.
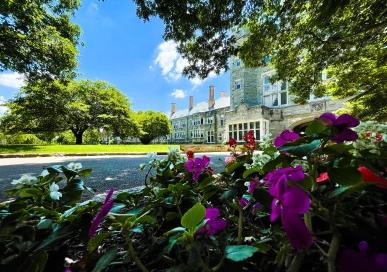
[220,188,238,200]
[25,251,48,272]
[110,203,125,213]
[328,167,362,186]
[329,182,369,198]
[280,139,321,156]
[225,245,258,262]
[92,247,118,272]
[305,120,326,136]
[88,232,110,253]
[37,218,53,230]
[78,168,92,177]
[181,203,205,230]
[243,166,261,178]
[18,188,41,199]
[164,227,187,236]
[35,225,74,251]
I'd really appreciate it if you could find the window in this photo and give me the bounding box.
[236,60,241,66]
[272,94,278,106]
[228,121,262,141]
[235,80,241,90]
[281,92,287,105]
[220,115,225,126]
[207,131,215,143]
[206,117,214,124]
[218,132,223,142]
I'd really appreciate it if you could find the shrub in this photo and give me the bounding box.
[1,112,386,272]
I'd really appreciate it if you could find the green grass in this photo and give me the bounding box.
[0,144,179,154]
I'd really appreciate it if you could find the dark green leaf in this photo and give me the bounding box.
[280,139,321,156]
[225,245,258,262]
[78,168,92,177]
[328,167,362,186]
[91,247,118,272]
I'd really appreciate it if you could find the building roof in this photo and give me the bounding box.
[171,96,230,119]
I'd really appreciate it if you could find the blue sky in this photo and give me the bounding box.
[0,0,229,114]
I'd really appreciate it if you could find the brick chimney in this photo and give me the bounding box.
[220,91,227,97]
[189,96,194,111]
[208,85,215,108]
[171,103,176,115]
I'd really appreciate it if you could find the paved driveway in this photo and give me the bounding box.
[0,153,227,199]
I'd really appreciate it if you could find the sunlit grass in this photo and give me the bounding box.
[0,144,179,154]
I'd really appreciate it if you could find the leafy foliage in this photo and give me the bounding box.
[133,0,387,120]
[1,80,138,144]
[133,110,171,144]
[0,0,80,80]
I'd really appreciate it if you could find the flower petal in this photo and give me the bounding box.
[319,112,337,125]
[334,114,360,128]
[282,186,310,214]
[281,212,313,250]
[270,199,281,222]
[205,208,220,219]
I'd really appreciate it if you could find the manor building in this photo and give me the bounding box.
[169,58,344,144]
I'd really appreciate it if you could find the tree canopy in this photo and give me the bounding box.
[1,80,138,144]
[134,111,171,144]
[0,0,80,80]
[133,0,387,120]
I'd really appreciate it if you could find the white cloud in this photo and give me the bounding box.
[154,40,220,86]
[0,72,25,89]
[0,96,8,115]
[171,89,186,99]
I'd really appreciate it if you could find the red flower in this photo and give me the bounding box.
[375,133,383,142]
[316,172,329,183]
[228,138,237,148]
[358,166,387,189]
[186,149,194,160]
[243,131,256,151]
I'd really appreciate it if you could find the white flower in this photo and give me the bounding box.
[40,169,49,177]
[49,183,62,200]
[11,175,37,187]
[67,162,82,171]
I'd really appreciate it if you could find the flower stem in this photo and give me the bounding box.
[125,231,149,272]
[327,233,341,272]
[287,251,304,272]
[237,201,243,244]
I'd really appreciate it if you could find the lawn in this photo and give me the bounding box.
[0,144,179,154]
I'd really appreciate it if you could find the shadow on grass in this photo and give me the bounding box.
[0,145,39,154]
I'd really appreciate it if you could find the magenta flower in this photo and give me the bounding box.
[198,207,226,236]
[239,197,249,207]
[264,166,313,250]
[274,129,300,148]
[247,177,259,194]
[319,113,360,143]
[184,155,210,182]
[89,188,114,237]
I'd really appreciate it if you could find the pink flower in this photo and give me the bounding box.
[184,155,210,182]
[197,208,226,236]
[224,156,235,165]
[89,189,114,237]
[274,129,300,148]
[316,172,329,183]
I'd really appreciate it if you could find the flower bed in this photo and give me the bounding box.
[1,113,386,272]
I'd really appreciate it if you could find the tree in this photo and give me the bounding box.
[0,0,80,80]
[134,111,171,144]
[133,0,387,120]
[1,80,138,144]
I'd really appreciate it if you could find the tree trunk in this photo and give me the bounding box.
[71,130,84,145]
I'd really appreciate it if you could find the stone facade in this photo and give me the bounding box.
[170,60,345,143]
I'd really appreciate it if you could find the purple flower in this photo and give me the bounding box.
[64,268,72,272]
[274,129,300,148]
[319,113,360,143]
[247,177,259,194]
[239,197,249,208]
[198,208,226,236]
[184,155,210,182]
[89,189,114,237]
[338,241,387,272]
[264,166,312,250]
